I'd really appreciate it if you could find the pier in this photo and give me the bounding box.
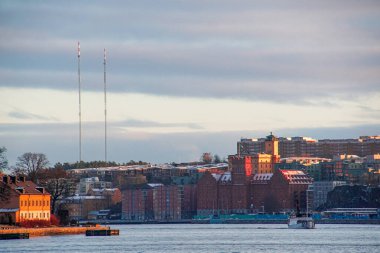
[0,226,111,238]
[85,229,119,236]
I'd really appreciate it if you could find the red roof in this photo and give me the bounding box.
[279,170,313,184]
[1,177,50,195]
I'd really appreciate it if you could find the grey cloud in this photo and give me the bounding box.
[1,120,379,165]
[8,110,58,121]
[0,0,380,104]
[115,119,203,130]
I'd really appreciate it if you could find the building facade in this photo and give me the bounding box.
[238,135,380,158]
[60,195,109,221]
[0,175,51,224]
[312,181,347,209]
[121,184,182,221]
[249,170,313,213]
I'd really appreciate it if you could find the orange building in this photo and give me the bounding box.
[252,154,274,174]
[232,133,281,175]
[0,175,51,224]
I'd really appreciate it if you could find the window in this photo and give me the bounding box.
[32,200,34,206]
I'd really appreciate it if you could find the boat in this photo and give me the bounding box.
[288,187,315,229]
[288,216,315,229]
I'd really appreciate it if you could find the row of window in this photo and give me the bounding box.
[21,212,50,219]
[20,200,50,207]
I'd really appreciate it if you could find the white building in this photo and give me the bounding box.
[312,181,346,209]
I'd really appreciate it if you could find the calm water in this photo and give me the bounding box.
[1,224,379,253]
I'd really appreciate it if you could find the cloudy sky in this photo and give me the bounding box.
[1,0,379,166]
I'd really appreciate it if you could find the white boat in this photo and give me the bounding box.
[288,187,315,229]
[288,216,315,229]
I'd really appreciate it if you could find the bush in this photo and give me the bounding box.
[50,214,60,226]
[19,214,60,228]
[20,219,50,228]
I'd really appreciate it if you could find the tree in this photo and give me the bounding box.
[213,154,221,164]
[13,152,49,183]
[0,147,8,172]
[0,183,11,202]
[201,153,213,164]
[39,167,74,214]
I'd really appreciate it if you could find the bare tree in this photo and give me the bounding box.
[0,147,8,172]
[14,152,49,183]
[40,168,74,214]
[201,152,213,164]
[0,183,11,203]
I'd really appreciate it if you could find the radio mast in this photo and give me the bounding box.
[104,48,107,163]
[78,42,82,163]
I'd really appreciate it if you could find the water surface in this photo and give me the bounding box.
[1,224,379,253]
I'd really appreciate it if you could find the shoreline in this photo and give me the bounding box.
[83,219,380,225]
[2,219,379,238]
[0,226,109,237]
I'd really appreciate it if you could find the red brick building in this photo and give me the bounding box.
[250,170,313,213]
[196,172,218,216]
[152,184,181,221]
[121,184,181,221]
[196,134,313,216]
[180,184,197,219]
[218,173,232,214]
[121,187,148,221]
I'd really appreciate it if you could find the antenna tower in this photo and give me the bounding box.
[78,42,82,163]
[104,48,107,163]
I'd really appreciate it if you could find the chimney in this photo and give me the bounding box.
[2,175,9,184]
[10,176,17,184]
[18,176,26,182]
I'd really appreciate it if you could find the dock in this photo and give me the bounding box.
[0,226,110,237]
[0,233,29,240]
[86,229,119,236]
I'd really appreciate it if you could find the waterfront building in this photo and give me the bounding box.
[249,169,313,213]
[152,184,181,221]
[121,184,181,221]
[179,184,197,219]
[196,172,219,216]
[121,186,150,221]
[60,195,108,221]
[0,175,51,224]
